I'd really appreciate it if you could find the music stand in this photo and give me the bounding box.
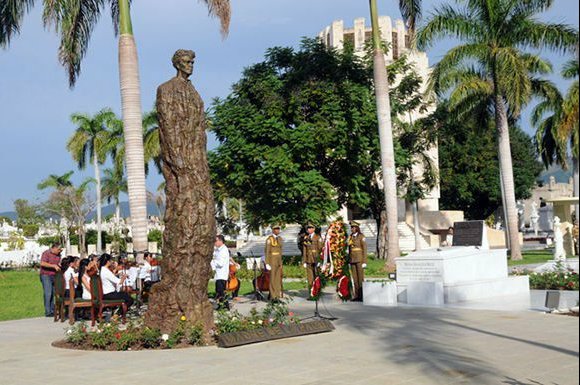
[239,252,266,302]
[302,263,337,321]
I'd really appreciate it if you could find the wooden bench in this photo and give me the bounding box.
[67,278,92,325]
[89,276,127,326]
[53,272,70,323]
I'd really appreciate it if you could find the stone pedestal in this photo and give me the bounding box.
[396,247,529,305]
[363,281,398,307]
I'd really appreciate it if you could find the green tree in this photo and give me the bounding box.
[13,199,41,227]
[437,104,542,220]
[101,166,127,224]
[210,40,438,253]
[533,58,579,218]
[41,179,95,255]
[67,109,118,253]
[210,39,376,228]
[417,0,578,259]
[1,0,231,263]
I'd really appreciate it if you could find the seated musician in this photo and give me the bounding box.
[139,252,155,297]
[98,254,134,308]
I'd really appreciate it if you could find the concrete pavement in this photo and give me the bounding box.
[0,294,578,385]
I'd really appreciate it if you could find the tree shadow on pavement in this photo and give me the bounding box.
[326,303,499,384]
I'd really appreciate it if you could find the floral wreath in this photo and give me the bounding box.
[310,219,352,301]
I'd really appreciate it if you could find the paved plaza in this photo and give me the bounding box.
[0,293,578,385]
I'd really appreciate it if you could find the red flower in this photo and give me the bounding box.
[311,277,322,297]
[115,332,122,340]
[337,275,350,299]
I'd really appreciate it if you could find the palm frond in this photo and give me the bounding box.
[416,3,483,50]
[561,58,579,79]
[43,0,106,87]
[0,0,36,47]
[514,19,579,54]
[398,0,422,38]
[199,0,231,37]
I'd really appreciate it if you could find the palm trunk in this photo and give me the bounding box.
[115,198,121,225]
[499,167,510,248]
[370,0,400,269]
[413,200,422,251]
[93,152,102,253]
[574,156,579,226]
[118,0,148,262]
[494,94,522,260]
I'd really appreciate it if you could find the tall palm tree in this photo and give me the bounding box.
[417,0,578,260]
[369,0,400,267]
[1,0,231,260]
[101,166,127,225]
[67,109,117,253]
[533,58,579,219]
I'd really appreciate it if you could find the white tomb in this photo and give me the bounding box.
[396,247,529,305]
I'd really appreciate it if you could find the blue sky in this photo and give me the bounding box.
[0,0,578,212]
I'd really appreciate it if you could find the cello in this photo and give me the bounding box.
[226,261,240,294]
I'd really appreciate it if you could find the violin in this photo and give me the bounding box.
[226,262,240,292]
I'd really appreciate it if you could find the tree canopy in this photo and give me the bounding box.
[209,39,437,228]
[437,104,542,220]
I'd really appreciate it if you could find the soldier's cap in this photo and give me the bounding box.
[350,221,361,227]
[306,223,316,229]
[272,224,282,230]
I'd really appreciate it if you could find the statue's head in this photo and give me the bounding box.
[172,49,196,78]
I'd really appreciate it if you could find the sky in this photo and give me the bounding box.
[0,0,578,212]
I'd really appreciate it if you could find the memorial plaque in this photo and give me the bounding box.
[217,320,335,348]
[452,220,486,247]
[397,260,444,283]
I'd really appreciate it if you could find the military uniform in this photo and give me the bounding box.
[348,222,368,301]
[302,230,323,289]
[265,233,283,300]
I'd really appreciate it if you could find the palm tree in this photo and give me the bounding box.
[1,0,231,261]
[101,166,127,225]
[533,58,579,219]
[368,0,400,267]
[417,0,578,260]
[38,171,74,252]
[67,109,117,253]
[37,171,74,191]
[143,109,162,175]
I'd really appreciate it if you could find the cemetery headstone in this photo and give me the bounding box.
[452,220,489,249]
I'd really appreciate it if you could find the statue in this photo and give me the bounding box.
[145,50,216,334]
[516,200,525,231]
[553,216,565,261]
[530,201,539,236]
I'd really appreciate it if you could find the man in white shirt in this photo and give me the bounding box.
[211,235,230,310]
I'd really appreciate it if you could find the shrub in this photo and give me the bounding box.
[148,229,163,244]
[38,236,60,247]
[21,224,39,238]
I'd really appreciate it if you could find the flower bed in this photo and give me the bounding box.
[215,300,333,348]
[53,315,206,351]
[512,267,579,291]
[53,300,329,350]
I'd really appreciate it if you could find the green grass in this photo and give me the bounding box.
[508,250,555,267]
[0,270,44,321]
[0,269,309,322]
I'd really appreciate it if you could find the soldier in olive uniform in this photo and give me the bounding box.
[348,221,368,301]
[302,224,323,289]
[265,225,284,301]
